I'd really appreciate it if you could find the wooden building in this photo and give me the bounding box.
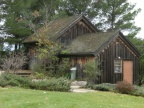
[24,15,140,84]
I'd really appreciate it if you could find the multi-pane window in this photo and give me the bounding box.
[114,60,122,73]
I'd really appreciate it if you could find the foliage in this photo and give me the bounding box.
[63,0,92,16]
[132,85,144,97]
[87,83,115,92]
[1,51,27,73]
[0,73,70,92]
[0,0,33,51]
[30,77,70,92]
[34,72,45,79]
[32,61,51,77]
[0,73,31,88]
[88,82,144,97]
[26,0,61,73]
[91,0,141,37]
[56,58,71,78]
[115,81,134,94]
[32,58,71,78]
[0,0,141,53]
[83,59,100,82]
[127,37,144,85]
[0,0,65,51]
[36,36,60,61]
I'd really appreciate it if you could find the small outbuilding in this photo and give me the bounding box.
[24,15,140,84]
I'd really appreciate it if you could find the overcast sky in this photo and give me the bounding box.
[128,0,144,39]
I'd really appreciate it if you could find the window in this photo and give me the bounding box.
[116,42,119,57]
[114,60,122,73]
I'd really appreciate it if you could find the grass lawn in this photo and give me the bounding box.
[0,87,144,108]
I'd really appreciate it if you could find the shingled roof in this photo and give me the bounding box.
[60,30,140,57]
[62,30,118,55]
[24,15,97,43]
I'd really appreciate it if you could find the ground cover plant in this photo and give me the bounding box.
[0,73,70,92]
[0,87,144,108]
[88,83,115,92]
[87,81,144,97]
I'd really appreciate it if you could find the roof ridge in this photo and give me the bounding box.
[57,15,83,36]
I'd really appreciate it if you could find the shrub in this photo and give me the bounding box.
[30,77,71,92]
[132,85,144,97]
[88,83,115,91]
[56,58,71,78]
[34,72,45,79]
[0,73,31,88]
[0,73,70,92]
[83,60,100,82]
[1,51,27,73]
[115,81,134,94]
[0,77,9,87]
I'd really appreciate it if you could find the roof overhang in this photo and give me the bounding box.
[58,52,95,58]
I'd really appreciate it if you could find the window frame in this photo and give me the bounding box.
[114,60,122,73]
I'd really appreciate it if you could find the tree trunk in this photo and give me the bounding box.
[15,44,17,51]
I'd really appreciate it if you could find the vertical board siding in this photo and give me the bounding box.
[98,37,139,84]
[70,57,95,79]
[58,20,95,44]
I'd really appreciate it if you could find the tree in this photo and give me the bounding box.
[0,0,65,51]
[63,0,92,16]
[0,0,33,51]
[91,0,141,37]
[20,0,63,73]
[128,37,144,84]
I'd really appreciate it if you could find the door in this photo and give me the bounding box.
[123,60,133,84]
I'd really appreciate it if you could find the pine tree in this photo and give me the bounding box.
[63,0,92,16]
[1,0,33,51]
[91,0,141,37]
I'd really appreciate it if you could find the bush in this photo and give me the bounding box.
[115,81,134,94]
[0,73,31,88]
[132,85,144,97]
[88,83,115,91]
[1,51,27,73]
[83,60,101,82]
[0,73,70,92]
[30,77,71,92]
[34,72,45,79]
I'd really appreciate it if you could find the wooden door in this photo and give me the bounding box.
[123,60,133,84]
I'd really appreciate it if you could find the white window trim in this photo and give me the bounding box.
[114,60,122,73]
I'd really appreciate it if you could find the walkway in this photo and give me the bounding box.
[70,81,96,93]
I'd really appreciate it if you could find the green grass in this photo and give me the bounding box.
[0,87,144,108]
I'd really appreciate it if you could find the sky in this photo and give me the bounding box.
[128,0,144,39]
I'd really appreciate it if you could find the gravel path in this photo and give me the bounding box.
[70,85,96,93]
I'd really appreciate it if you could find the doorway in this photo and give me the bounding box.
[123,60,133,84]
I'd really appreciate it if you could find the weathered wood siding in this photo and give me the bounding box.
[58,19,95,44]
[97,37,139,84]
[69,57,95,79]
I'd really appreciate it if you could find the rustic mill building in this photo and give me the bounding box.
[24,15,140,84]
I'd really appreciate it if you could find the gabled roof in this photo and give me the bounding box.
[118,31,140,57]
[24,15,97,43]
[61,30,140,57]
[62,30,117,54]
